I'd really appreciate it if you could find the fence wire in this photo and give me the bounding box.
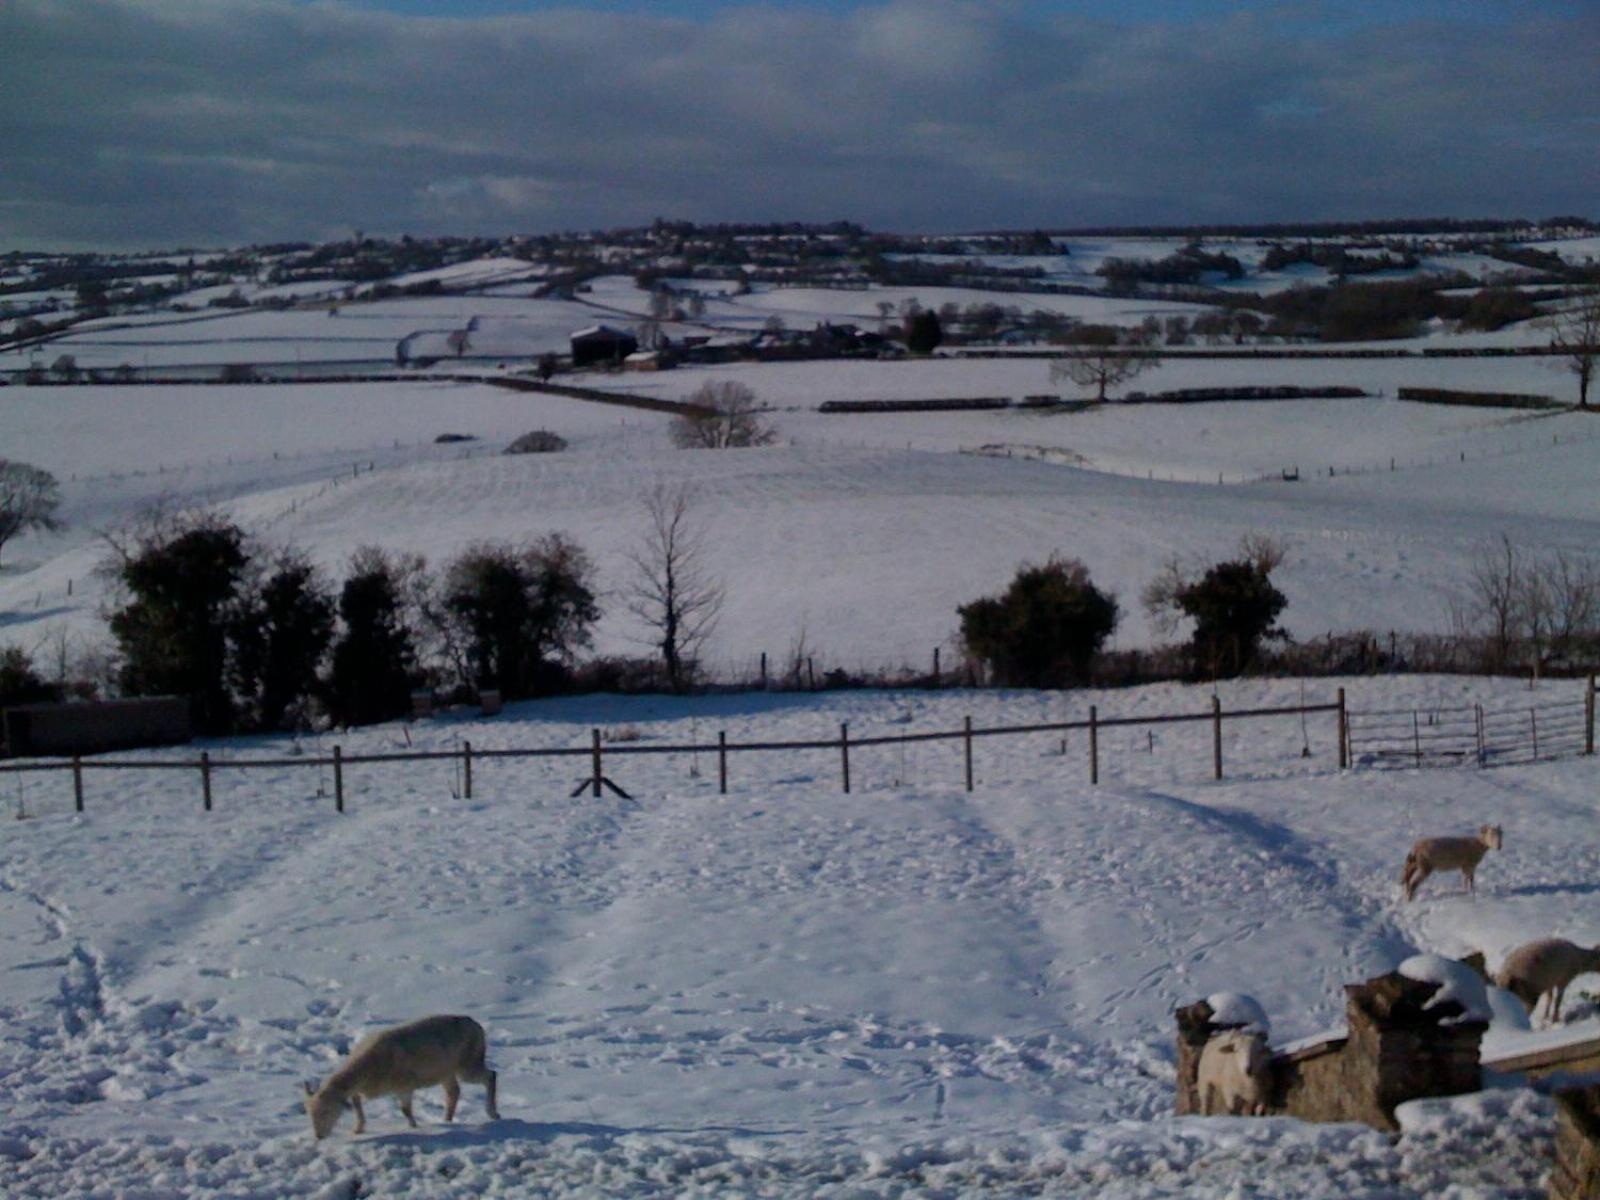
[1347,693,1593,769]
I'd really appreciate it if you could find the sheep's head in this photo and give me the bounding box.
[1481,825,1503,850]
[304,1082,346,1140]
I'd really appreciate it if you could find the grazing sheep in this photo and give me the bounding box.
[1400,825,1502,901]
[1197,1029,1273,1116]
[1494,938,1600,1024]
[304,1014,500,1140]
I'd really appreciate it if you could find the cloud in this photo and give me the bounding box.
[1,0,1595,248]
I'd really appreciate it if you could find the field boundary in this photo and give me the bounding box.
[5,681,1597,814]
[0,692,1349,813]
[1345,688,1595,769]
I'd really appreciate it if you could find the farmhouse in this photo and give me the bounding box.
[570,324,637,366]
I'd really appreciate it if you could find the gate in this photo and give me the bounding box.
[1346,688,1593,770]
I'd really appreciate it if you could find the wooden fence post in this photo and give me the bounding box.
[1580,672,1593,755]
[591,729,603,798]
[840,723,850,794]
[760,652,767,689]
[201,750,213,812]
[334,745,344,813]
[1413,710,1422,767]
[1530,709,1539,762]
[1337,688,1348,770]
[964,715,973,792]
[1089,705,1099,785]
[1212,695,1223,781]
[72,755,84,813]
[463,740,473,800]
[718,731,727,794]
[933,646,941,685]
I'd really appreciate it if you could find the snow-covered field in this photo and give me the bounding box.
[4,263,1600,1194]
[2,365,1596,670]
[2,676,1594,1196]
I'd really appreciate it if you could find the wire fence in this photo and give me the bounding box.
[5,681,1594,818]
[0,692,1348,816]
[1344,682,1595,769]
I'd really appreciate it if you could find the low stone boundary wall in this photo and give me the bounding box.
[1552,1082,1600,1200]
[818,397,1011,413]
[3,697,191,758]
[1398,386,1562,410]
[1177,970,1485,1131]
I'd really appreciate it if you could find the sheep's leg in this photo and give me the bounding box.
[461,1062,500,1119]
[351,1095,367,1134]
[1553,984,1567,1022]
[399,1092,418,1128]
[443,1076,461,1122]
[1463,866,1475,895]
[1406,864,1430,901]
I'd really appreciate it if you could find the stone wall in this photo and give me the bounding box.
[1178,970,1486,1132]
[2,697,191,757]
[1551,1083,1600,1200]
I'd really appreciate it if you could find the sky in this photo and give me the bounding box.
[1,0,1596,251]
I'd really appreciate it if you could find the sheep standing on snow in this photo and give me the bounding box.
[304,1014,500,1140]
[1197,1029,1273,1116]
[1494,938,1600,1024]
[1400,825,1502,901]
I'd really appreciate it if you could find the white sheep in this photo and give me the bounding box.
[1494,938,1600,1024]
[1197,1029,1273,1116]
[304,1014,500,1140]
[1400,825,1502,901]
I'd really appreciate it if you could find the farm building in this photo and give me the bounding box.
[570,324,638,366]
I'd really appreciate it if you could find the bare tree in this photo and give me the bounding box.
[1539,548,1600,662]
[1546,291,1600,409]
[0,460,63,568]
[1454,534,1524,669]
[625,484,723,691]
[1452,535,1600,674]
[1049,327,1156,402]
[671,381,777,449]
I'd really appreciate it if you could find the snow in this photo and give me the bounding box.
[3,364,1598,670]
[4,252,1600,1193]
[1205,993,1269,1035]
[0,678,1594,1196]
[1398,954,1492,1024]
[382,257,544,291]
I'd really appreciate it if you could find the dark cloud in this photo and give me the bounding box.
[2,0,1595,249]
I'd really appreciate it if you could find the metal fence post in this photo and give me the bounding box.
[201,750,212,812]
[963,715,973,792]
[1337,688,1348,770]
[718,731,728,794]
[1587,675,1595,756]
[1212,695,1223,781]
[334,745,344,813]
[1089,705,1099,785]
[591,729,603,798]
[840,723,850,794]
[72,755,84,813]
[463,740,473,800]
